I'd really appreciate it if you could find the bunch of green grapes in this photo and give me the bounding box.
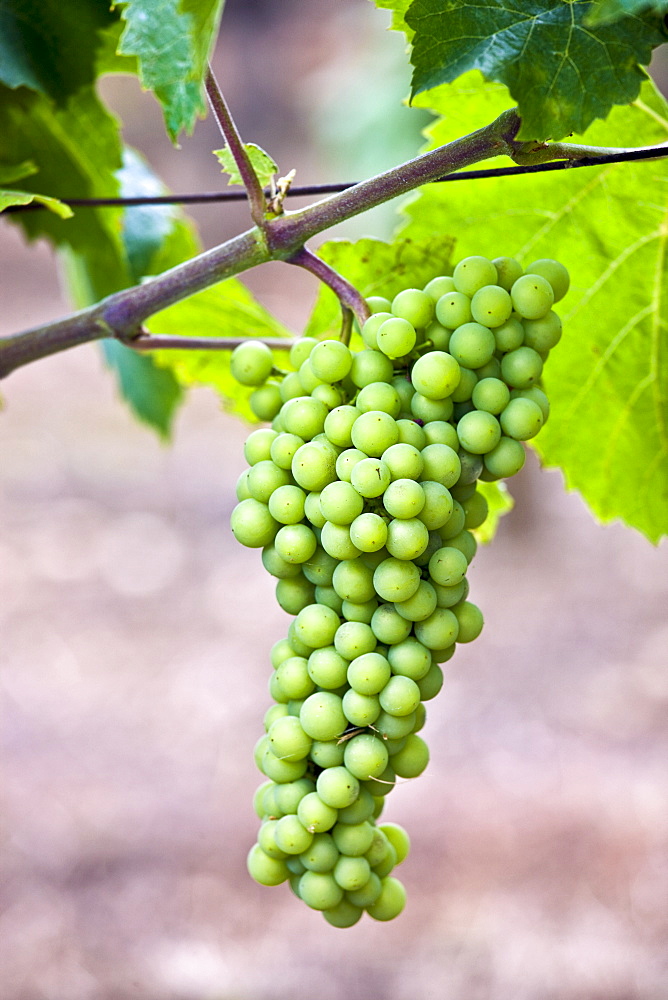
[230,254,569,926]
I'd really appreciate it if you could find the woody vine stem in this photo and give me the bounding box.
[0,69,665,380]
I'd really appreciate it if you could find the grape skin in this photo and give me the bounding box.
[230,254,568,924]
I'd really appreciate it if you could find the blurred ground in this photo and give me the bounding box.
[2,3,668,999]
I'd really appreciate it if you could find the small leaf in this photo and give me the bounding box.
[405,0,668,140]
[371,0,415,35]
[0,188,72,217]
[214,144,278,188]
[0,160,37,184]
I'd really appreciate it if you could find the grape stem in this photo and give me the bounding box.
[1,104,646,379]
[286,247,371,343]
[204,66,267,230]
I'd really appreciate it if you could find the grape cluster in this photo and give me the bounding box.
[231,254,569,926]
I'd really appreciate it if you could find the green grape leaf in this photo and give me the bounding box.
[148,282,293,422]
[404,0,667,140]
[0,0,122,99]
[0,188,73,217]
[400,75,668,542]
[474,481,514,544]
[371,0,414,35]
[60,147,200,437]
[587,0,668,24]
[0,84,129,299]
[0,160,37,184]
[304,235,456,341]
[112,0,226,141]
[214,144,278,188]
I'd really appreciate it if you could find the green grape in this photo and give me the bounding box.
[274,523,318,564]
[342,595,379,625]
[270,432,305,470]
[281,396,328,439]
[319,480,364,525]
[410,350,461,400]
[512,385,550,421]
[379,822,410,864]
[451,366,478,403]
[231,498,278,548]
[323,898,364,927]
[457,449,484,485]
[461,491,488,530]
[262,545,302,580]
[274,776,316,814]
[350,457,391,498]
[251,383,282,421]
[297,792,339,833]
[268,484,307,525]
[231,340,274,386]
[367,296,392,314]
[492,256,523,291]
[376,317,417,358]
[387,637,432,680]
[423,320,451,352]
[320,521,362,560]
[396,418,427,449]
[332,856,372,892]
[276,576,316,615]
[261,747,309,783]
[349,512,388,552]
[525,258,570,301]
[307,645,349,688]
[379,675,421,717]
[511,273,554,319]
[300,691,347,741]
[500,346,543,389]
[316,766,361,809]
[337,787,376,824]
[343,734,390,780]
[417,481,454,530]
[274,656,316,700]
[332,558,376,603]
[420,443,461,489]
[236,468,252,501]
[356,381,402,417]
[499,397,544,440]
[351,411,400,457]
[391,288,435,328]
[423,275,456,301]
[456,409,502,454]
[392,373,415,413]
[389,734,429,778]
[346,871,383,907]
[448,322,496,369]
[383,478,426,518]
[299,832,339,873]
[470,284,513,328]
[471,377,510,414]
[292,440,337,491]
[373,710,417,741]
[334,620,377,660]
[350,349,394,388]
[522,311,562,353]
[428,545,468,586]
[422,420,458,449]
[309,340,353,383]
[432,577,468,608]
[347,651,392,695]
[324,405,358,447]
[335,447,366,483]
[244,427,279,465]
[453,255,498,296]
[483,435,526,478]
[447,528,478,563]
[310,739,346,768]
[373,557,421,603]
[298,870,344,910]
[410,393,454,423]
[279,371,305,403]
[304,491,327,528]
[493,316,525,353]
[386,518,430,560]
[302,547,337,585]
[341,688,381,726]
[416,660,444,700]
[361,312,392,351]
[453,600,484,642]
[414,607,460,649]
[247,844,291,886]
[394,578,438,622]
[331,820,376,856]
[435,290,472,329]
[370,604,413,645]
[294,603,340,647]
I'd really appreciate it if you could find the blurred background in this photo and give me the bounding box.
[2,2,668,998]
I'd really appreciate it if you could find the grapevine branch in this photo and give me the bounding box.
[1,110,665,379]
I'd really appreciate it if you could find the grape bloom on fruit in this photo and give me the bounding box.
[230,254,569,924]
